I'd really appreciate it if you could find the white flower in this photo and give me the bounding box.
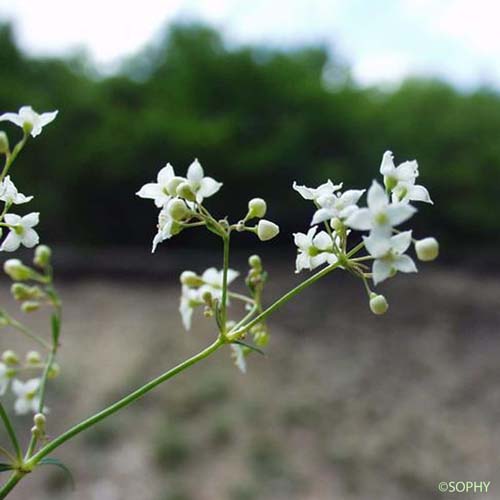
[0,363,11,396]
[1,212,39,252]
[136,163,180,208]
[0,176,33,205]
[380,151,432,204]
[346,181,415,235]
[294,226,337,273]
[311,189,365,225]
[363,230,417,285]
[230,344,247,373]
[0,106,58,138]
[179,285,204,331]
[185,159,222,203]
[12,378,42,415]
[152,206,175,253]
[292,179,342,202]
[200,267,239,290]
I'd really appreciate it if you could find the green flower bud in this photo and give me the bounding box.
[415,237,439,262]
[0,131,9,155]
[26,350,42,365]
[369,293,389,315]
[248,254,262,270]
[256,220,280,241]
[176,182,196,202]
[4,259,33,281]
[34,245,52,268]
[247,198,267,219]
[33,413,46,431]
[48,362,60,379]
[21,301,40,313]
[11,283,44,301]
[166,176,185,196]
[201,289,213,305]
[167,199,190,221]
[180,271,203,287]
[2,350,19,366]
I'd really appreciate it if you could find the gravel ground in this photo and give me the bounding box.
[0,262,499,500]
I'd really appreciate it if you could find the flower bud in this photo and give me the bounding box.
[48,362,60,379]
[167,199,190,221]
[4,259,33,281]
[415,237,439,262]
[369,293,389,315]
[26,350,42,365]
[166,176,185,196]
[330,218,343,231]
[248,254,262,270]
[34,245,52,268]
[11,283,44,301]
[247,198,267,219]
[201,289,213,305]
[257,220,280,241]
[21,301,40,313]
[176,182,196,202]
[2,350,19,366]
[0,131,9,154]
[33,413,46,431]
[180,271,203,287]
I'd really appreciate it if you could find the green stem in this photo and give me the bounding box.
[0,133,28,183]
[228,292,254,305]
[220,233,230,331]
[228,261,341,341]
[25,337,224,469]
[0,471,24,499]
[0,403,21,462]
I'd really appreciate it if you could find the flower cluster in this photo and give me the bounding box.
[294,150,438,314]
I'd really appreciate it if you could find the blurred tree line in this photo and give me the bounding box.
[0,22,498,254]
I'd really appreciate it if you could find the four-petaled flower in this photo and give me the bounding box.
[136,163,177,208]
[380,151,432,204]
[12,378,42,415]
[293,179,342,202]
[294,226,338,273]
[1,212,40,252]
[0,106,58,138]
[363,230,417,284]
[184,159,222,203]
[0,176,33,205]
[346,181,415,235]
[311,188,365,225]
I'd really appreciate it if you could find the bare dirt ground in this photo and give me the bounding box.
[0,263,499,500]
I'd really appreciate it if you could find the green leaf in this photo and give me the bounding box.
[51,313,61,344]
[232,340,265,356]
[0,463,13,472]
[39,457,75,489]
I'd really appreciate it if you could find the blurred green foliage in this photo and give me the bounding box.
[0,22,498,252]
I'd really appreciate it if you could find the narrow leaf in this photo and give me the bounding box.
[39,457,75,489]
[232,340,265,356]
[0,463,13,472]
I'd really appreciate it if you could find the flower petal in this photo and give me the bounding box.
[346,208,372,231]
[372,259,392,285]
[1,232,21,252]
[311,208,334,226]
[394,254,417,273]
[409,184,433,204]
[391,231,412,254]
[187,159,204,183]
[367,181,388,212]
[22,228,39,248]
[313,231,332,251]
[21,212,39,228]
[386,204,416,226]
[157,163,175,185]
[363,234,391,258]
[197,177,222,201]
[0,112,24,127]
[379,151,395,176]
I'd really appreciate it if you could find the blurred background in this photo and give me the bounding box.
[0,1,499,499]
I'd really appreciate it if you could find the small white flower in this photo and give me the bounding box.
[136,163,179,208]
[1,212,39,252]
[294,226,338,273]
[179,285,204,331]
[0,106,58,138]
[311,189,365,225]
[151,206,175,253]
[380,151,432,204]
[292,179,342,202]
[230,344,247,373]
[0,176,33,205]
[12,378,41,415]
[363,230,417,285]
[346,181,415,235]
[0,363,11,396]
[200,267,239,290]
[185,159,222,203]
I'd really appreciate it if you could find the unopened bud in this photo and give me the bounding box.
[166,176,185,196]
[176,182,196,202]
[21,301,40,313]
[369,293,389,315]
[11,283,44,301]
[415,237,439,262]
[0,131,9,154]
[4,259,33,281]
[48,362,60,379]
[201,289,213,305]
[248,254,262,270]
[167,199,190,221]
[2,350,19,366]
[256,220,280,242]
[26,350,42,365]
[34,245,51,268]
[33,413,46,431]
[330,218,343,231]
[180,271,203,287]
[247,198,267,219]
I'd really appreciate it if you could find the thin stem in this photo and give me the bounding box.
[220,233,230,331]
[228,292,255,305]
[0,445,15,463]
[230,304,258,334]
[228,261,342,341]
[25,337,224,468]
[0,133,28,183]
[346,240,365,258]
[6,317,51,351]
[0,471,24,499]
[0,403,21,462]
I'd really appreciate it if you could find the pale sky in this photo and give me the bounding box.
[0,0,499,88]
